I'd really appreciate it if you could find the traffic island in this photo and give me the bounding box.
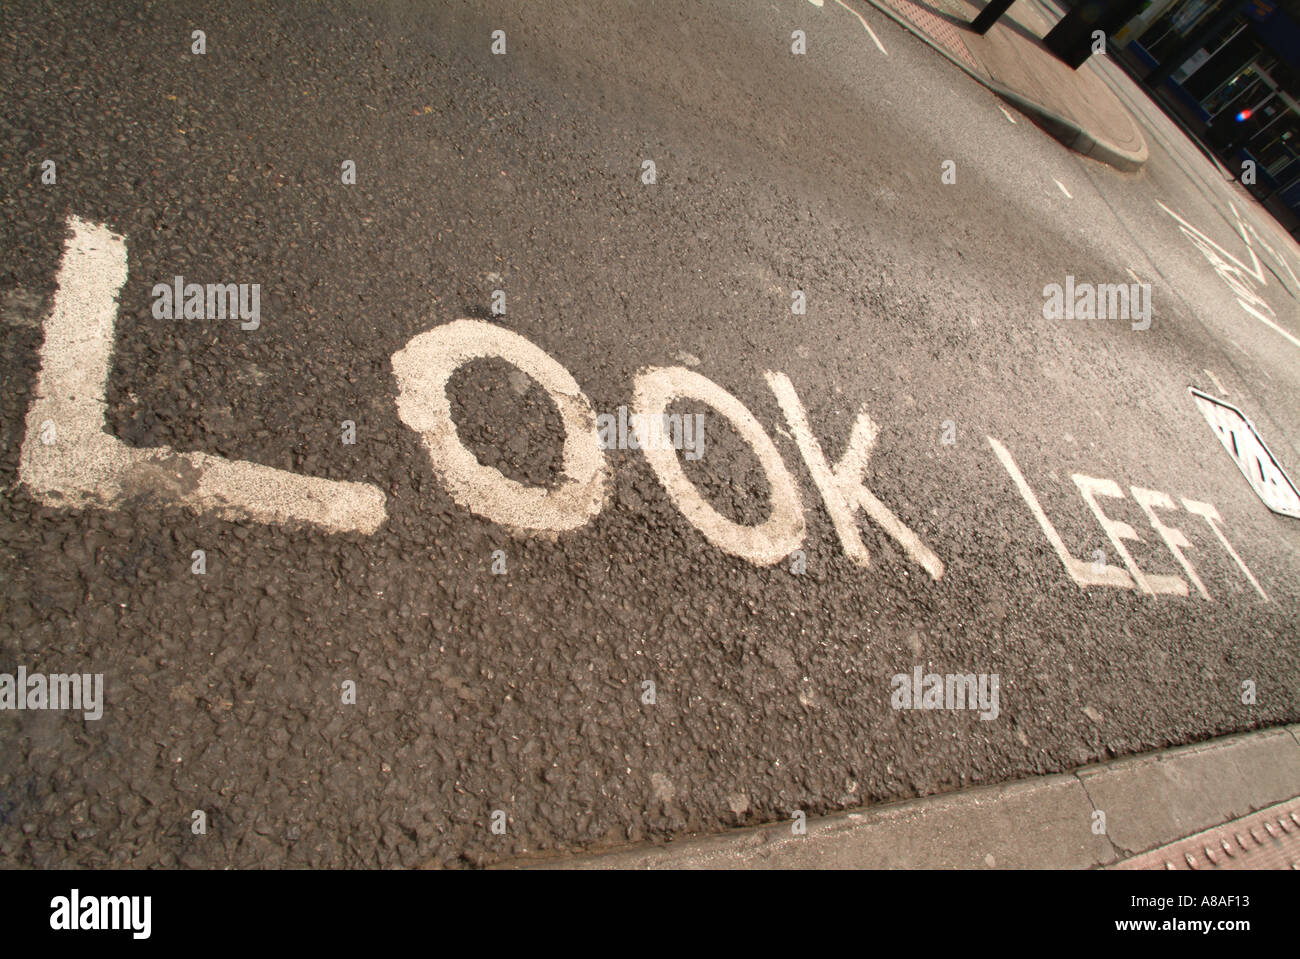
[856,0,1149,170]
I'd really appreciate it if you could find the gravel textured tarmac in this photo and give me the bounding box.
[1,0,1297,868]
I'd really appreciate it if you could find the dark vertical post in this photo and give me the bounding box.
[1043,0,1149,69]
[971,0,1017,34]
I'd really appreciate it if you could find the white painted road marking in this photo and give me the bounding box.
[392,325,940,575]
[1159,200,1300,351]
[987,437,1134,589]
[18,218,1283,600]
[1053,179,1072,199]
[989,435,1267,600]
[633,366,805,565]
[1181,498,1268,601]
[14,219,944,576]
[767,371,943,579]
[1229,200,1300,291]
[833,0,888,55]
[1133,486,1208,600]
[392,319,610,533]
[1073,474,1187,596]
[19,217,388,534]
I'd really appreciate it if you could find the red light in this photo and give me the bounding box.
[1237,109,1253,122]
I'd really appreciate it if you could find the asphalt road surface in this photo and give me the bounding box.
[1,0,1298,868]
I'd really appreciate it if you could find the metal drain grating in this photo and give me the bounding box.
[1111,797,1300,870]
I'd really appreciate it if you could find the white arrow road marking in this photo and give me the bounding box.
[19,216,388,534]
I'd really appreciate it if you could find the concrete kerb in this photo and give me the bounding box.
[1075,725,1300,860]
[858,0,1149,172]
[496,725,1300,869]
